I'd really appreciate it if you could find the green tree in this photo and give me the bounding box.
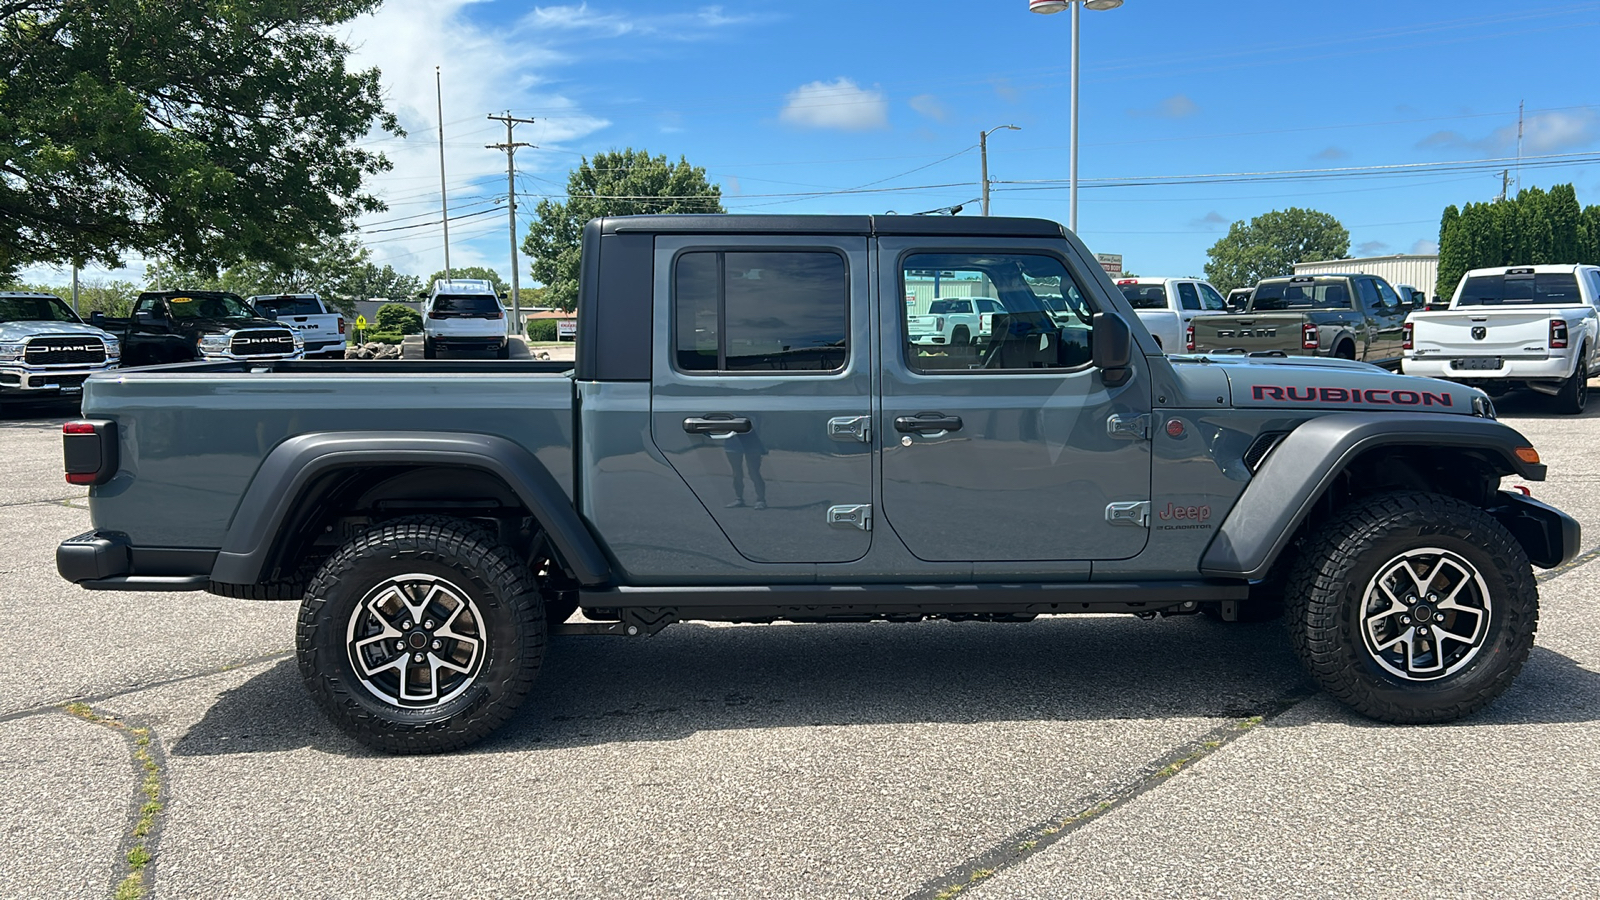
[1202,207,1350,294]
[1581,204,1600,265]
[425,265,507,296]
[142,238,387,316]
[0,1,400,280]
[375,302,423,335]
[523,149,724,310]
[1436,205,1463,299]
[344,263,422,304]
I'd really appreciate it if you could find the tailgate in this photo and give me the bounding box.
[283,314,340,335]
[1412,310,1553,356]
[1190,313,1304,354]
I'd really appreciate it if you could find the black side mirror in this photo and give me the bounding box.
[89,311,106,327]
[133,310,155,325]
[262,308,278,320]
[1091,311,1133,386]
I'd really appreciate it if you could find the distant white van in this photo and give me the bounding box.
[423,279,509,359]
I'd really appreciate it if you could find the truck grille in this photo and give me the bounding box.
[230,329,297,356]
[24,336,107,366]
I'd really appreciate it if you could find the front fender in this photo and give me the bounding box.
[1200,413,1547,580]
[209,431,611,587]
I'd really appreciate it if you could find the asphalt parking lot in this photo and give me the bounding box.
[2,390,1597,899]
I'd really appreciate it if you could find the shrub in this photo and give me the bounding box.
[375,302,422,335]
[526,318,558,341]
[362,329,404,345]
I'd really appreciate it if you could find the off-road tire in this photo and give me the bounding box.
[1285,491,1537,724]
[952,326,971,346]
[422,338,437,360]
[1334,340,1356,360]
[1554,348,1588,414]
[298,516,545,753]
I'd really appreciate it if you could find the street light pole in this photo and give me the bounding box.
[1029,0,1124,232]
[979,124,1021,216]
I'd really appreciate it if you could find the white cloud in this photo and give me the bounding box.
[910,94,949,122]
[523,4,760,40]
[1412,239,1440,255]
[1313,146,1349,160]
[1130,94,1197,119]
[780,78,889,131]
[1189,211,1229,228]
[1356,240,1390,255]
[1416,110,1600,155]
[342,0,610,275]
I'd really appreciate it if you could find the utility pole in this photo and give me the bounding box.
[1499,169,1510,202]
[436,66,451,283]
[71,264,80,314]
[1515,100,1524,194]
[487,112,536,331]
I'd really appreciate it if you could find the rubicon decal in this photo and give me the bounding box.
[1252,385,1453,406]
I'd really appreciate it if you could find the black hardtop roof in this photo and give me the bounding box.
[138,288,245,298]
[1262,273,1366,282]
[596,214,1066,238]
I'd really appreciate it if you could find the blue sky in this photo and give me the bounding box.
[31,0,1600,287]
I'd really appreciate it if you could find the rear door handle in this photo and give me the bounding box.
[894,414,963,434]
[683,416,752,437]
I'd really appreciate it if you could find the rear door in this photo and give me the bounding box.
[877,238,1152,562]
[649,235,874,564]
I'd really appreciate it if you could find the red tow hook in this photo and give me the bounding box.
[1512,485,1531,496]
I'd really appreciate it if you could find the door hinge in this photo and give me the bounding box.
[827,504,872,531]
[1105,500,1151,528]
[1106,414,1150,440]
[827,415,872,443]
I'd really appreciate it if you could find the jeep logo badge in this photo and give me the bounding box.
[1471,326,1487,340]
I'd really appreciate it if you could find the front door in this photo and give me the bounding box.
[649,235,874,564]
[877,239,1153,562]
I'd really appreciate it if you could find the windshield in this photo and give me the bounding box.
[157,293,257,319]
[1457,273,1584,306]
[1251,279,1351,311]
[431,294,502,316]
[0,296,80,324]
[1118,284,1168,310]
[253,296,324,316]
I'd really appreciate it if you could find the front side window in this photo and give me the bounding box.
[1197,283,1229,311]
[673,250,848,373]
[903,252,1094,373]
[1357,278,1384,311]
[1375,280,1402,311]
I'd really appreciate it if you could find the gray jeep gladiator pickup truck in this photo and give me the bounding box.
[57,215,1579,754]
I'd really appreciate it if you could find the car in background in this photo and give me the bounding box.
[249,293,346,359]
[906,296,1003,348]
[423,279,510,359]
[1403,264,1600,413]
[1114,277,1230,353]
[0,291,120,407]
[1225,287,1253,310]
[92,290,303,366]
[1190,273,1410,369]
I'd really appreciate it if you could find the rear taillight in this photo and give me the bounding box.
[63,420,117,486]
[429,311,447,319]
[338,317,346,335]
[1185,322,1195,352]
[1550,319,1568,349]
[1302,323,1319,350]
[1402,322,1414,351]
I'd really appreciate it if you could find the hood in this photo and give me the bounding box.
[1169,353,1484,415]
[182,316,285,335]
[0,320,119,343]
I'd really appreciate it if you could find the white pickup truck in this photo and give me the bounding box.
[248,293,347,359]
[1403,264,1600,414]
[906,296,1004,348]
[1114,277,1229,353]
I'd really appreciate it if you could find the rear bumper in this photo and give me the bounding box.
[1404,355,1571,382]
[57,531,211,591]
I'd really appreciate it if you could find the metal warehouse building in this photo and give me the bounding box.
[1293,254,1439,297]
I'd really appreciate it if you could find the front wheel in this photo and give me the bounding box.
[298,517,546,753]
[1286,492,1537,724]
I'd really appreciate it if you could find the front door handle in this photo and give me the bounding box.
[894,414,963,434]
[683,416,752,437]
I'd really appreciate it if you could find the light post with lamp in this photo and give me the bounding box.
[980,124,1021,215]
[1028,0,1123,232]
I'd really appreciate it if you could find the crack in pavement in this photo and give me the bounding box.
[903,690,1316,900]
[0,651,295,726]
[61,703,170,900]
[0,495,85,509]
[1535,543,1600,582]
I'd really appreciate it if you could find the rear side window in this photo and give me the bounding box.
[1252,279,1352,310]
[673,250,849,373]
[1457,272,1584,306]
[1118,284,1168,309]
[1177,283,1201,311]
[431,294,501,315]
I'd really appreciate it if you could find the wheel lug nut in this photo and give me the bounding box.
[401,621,412,629]
[413,652,424,663]
[1405,595,1417,605]
[1401,616,1412,625]
[1436,613,1445,622]
[1427,594,1438,602]
[395,641,406,651]
[1419,627,1430,636]
[424,620,435,629]
[431,640,442,650]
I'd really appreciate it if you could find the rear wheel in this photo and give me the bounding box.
[1554,349,1588,414]
[298,517,545,753]
[1286,492,1537,724]
[422,338,437,360]
[951,326,971,346]
[1334,341,1356,360]
[496,340,511,360]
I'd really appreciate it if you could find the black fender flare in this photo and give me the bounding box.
[1200,413,1548,580]
[208,432,611,587]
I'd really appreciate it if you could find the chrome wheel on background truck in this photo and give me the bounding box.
[1286,492,1538,724]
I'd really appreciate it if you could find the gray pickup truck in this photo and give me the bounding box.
[1192,273,1415,368]
[57,215,1579,754]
